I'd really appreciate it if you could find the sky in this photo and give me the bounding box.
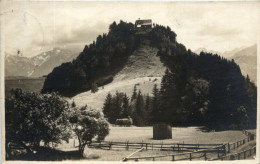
[1,1,260,57]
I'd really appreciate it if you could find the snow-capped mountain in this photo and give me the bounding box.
[5,53,35,77]
[5,48,79,77]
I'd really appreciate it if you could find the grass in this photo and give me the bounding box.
[56,126,250,161]
[8,126,254,161]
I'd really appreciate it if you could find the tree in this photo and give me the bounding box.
[131,85,137,101]
[103,93,112,119]
[122,94,131,118]
[5,89,71,155]
[145,94,151,112]
[70,105,109,156]
[151,84,160,122]
[133,90,145,126]
[91,83,99,93]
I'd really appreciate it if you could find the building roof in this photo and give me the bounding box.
[135,19,152,25]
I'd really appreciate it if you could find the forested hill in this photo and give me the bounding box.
[42,20,256,130]
[42,21,140,96]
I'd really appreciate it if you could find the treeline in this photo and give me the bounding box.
[103,85,151,126]
[42,21,141,96]
[146,25,257,130]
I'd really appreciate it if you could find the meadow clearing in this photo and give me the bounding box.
[56,126,254,161]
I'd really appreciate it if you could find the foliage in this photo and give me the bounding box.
[147,24,257,130]
[5,89,71,154]
[42,21,139,97]
[91,83,99,93]
[69,105,109,156]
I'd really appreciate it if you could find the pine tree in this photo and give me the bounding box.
[134,90,145,126]
[122,94,131,117]
[131,85,137,101]
[151,84,160,123]
[145,94,150,111]
[160,69,180,124]
[111,91,123,122]
[103,93,112,119]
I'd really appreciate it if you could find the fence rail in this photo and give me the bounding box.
[210,146,256,161]
[89,141,222,152]
[124,144,226,161]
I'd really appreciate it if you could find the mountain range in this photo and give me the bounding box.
[5,48,78,78]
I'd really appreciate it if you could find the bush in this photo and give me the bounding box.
[69,106,109,156]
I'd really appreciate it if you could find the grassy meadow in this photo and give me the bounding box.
[55,126,251,161]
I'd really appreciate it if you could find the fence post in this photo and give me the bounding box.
[204,151,207,161]
[249,149,252,156]
[243,139,245,145]
[233,143,235,150]
[153,157,155,161]
[189,153,192,161]
[217,147,220,159]
[223,145,226,156]
[227,143,230,153]
[126,141,129,150]
[238,153,240,160]
[172,155,175,161]
[109,142,112,150]
[244,151,246,159]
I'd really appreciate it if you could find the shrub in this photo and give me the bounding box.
[69,106,109,156]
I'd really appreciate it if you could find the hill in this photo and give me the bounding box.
[228,45,257,84]
[42,20,257,130]
[5,48,78,77]
[73,43,165,109]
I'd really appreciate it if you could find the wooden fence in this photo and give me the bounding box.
[210,146,256,161]
[89,141,222,152]
[88,130,256,162]
[124,144,226,161]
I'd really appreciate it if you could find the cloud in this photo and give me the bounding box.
[196,25,242,39]
[2,1,260,57]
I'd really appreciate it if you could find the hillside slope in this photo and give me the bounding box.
[229,45,257,84]
[72,44,165,109]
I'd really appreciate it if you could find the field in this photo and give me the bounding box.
[56,126,251,161]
